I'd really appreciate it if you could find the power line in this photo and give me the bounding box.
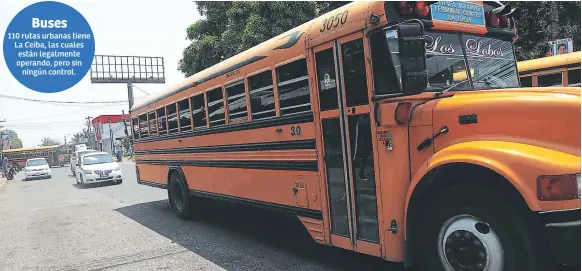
[130,84,150,96]
[0,93,127,105]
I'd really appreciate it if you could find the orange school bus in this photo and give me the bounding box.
[131,1,580,270]
[517,51,581,87]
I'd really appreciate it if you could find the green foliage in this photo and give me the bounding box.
[513,1,581,60]
[2,129,23,149]
[315,1,349,15]
[179,1,318,77]
[179,1,579,73]
[10,138,22,149]
[40,137,60,146]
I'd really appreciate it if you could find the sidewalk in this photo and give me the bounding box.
[0,176,6,192]
[122,156,135,162]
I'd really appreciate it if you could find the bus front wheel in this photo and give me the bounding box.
[414,185,543,271]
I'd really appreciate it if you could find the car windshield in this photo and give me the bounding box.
[383,30,519,92]
[27,159,47,166]
[83,154,114,165]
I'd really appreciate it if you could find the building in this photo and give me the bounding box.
[92,114,131,155]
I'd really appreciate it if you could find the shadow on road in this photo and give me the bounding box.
[115,199,405,271]
[71,182,119,189]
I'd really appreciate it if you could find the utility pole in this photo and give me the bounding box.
[122,110,131,156]
[108,120,113,155]
[86,116,92,149]
[127,83,134,113]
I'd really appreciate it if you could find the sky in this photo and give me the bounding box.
[0,0,199,147]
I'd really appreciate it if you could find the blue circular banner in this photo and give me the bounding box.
[3,1,95,93]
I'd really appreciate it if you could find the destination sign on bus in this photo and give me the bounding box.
[431,1,485,26]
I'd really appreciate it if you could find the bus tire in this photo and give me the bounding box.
[168,171,193,220]
[413,185,543,271]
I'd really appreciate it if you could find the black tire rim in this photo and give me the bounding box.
[170,175,184,211]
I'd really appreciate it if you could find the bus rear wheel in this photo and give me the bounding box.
[168,171,193,220]
[414,185,543,271]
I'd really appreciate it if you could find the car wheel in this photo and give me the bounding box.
[117,179,123,184]
[413,185,543,271]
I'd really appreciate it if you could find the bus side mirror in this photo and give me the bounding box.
[397,22,427,95]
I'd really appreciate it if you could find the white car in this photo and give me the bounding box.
[71,149,97,177]
[75,152,123,188]
[24,158,52,181]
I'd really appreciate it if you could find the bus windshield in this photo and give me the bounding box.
[385,30,519,92]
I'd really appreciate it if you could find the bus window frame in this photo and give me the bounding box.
[274,56,311,116]
[246,67,275,121]
[155,105,168,136]
[224,78,250,124]
[177,98,192,132]
[132,117,140,139]
[205,84,227,127]
[165,101,179,134]
[535,70,564,87]
[189,92,208,130]
[147,110,158,137]
[567,68,581,86]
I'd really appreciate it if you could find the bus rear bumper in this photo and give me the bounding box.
[539,209,580,266]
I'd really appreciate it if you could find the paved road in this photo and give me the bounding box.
[0,163,404,271]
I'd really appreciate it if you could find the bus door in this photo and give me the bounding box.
[312,32,381,255]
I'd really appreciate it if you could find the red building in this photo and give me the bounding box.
[92,114,131,154]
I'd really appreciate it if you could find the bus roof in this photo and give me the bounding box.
[517,51,581,73]
[130,1,379,114]
[2,145,60,153]
[130,1,514,115]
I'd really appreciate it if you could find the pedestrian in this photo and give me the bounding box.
[1,157,7,178]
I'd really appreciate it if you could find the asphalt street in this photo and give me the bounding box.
[0,162,404,271]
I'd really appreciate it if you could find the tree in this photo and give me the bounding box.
[40,137,60,146]
[179,2,318,77]
[2,129,23,149]
[512,1,581,60]
[315,1,349,15]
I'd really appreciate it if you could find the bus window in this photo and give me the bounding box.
[156,107,167,135]
[178,99,191,131]
[190,94,207,129]
[341,39,369,107]
[147,111,157,136]
[520,76,532,87]
[315,48,339,111]
[225,81,248,123]
[207,87,225,127]
[568,69,581,86]
[138,114,149,138]
[248,71,276,119]
[132,117,139,139]
[167,103,179,134]
[370,31,401,94]
[276,59,311,115]
[537,73,562,87]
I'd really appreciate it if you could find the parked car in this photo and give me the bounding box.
[75,152,123,188]
[70,149,96,177]
[24,158,52,181]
